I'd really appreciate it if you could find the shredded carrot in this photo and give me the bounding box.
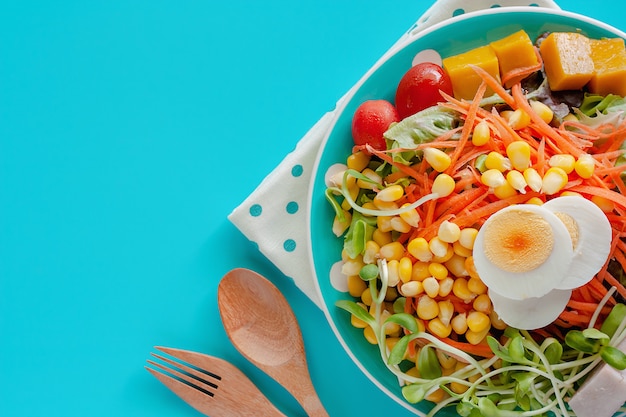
[445,82,487,177]
[435,336,495,359]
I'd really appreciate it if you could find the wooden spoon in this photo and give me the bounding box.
[217,268,329,417]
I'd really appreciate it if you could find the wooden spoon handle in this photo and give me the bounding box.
[282,361,329,417]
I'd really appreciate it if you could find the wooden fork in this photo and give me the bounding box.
[146,346,287,417]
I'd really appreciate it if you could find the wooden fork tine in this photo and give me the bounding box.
[145,363,215,415]
[147,354,218,393]
[155,346,228,377]
[146,347,288,417]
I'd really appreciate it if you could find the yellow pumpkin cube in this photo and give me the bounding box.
[588,37,626,96]
[443,45,500,100]
[490,30,539,87]
[539,32,594,91]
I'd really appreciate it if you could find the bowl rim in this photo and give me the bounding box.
[306,6,626,415]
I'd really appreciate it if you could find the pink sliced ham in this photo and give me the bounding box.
[568,338,626,417]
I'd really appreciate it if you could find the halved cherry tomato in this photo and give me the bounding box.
[351,99,400,151]
[395,62,453,119]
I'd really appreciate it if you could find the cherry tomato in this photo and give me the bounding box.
[395,62,454,119]
[351,99,400,151]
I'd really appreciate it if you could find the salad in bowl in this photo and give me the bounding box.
[309,7,626,417]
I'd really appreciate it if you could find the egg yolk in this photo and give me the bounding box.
[482,209,553,273]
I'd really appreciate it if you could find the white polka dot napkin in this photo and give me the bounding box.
[228,0,561,309]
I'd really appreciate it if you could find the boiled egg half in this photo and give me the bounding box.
[473,196,612,330]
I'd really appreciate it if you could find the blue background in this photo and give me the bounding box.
[0,1,623,416]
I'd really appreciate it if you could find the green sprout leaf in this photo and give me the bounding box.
[335,300,376,327]
[402,382,429,404]
[487,336,515,363]
[359,263,379,281]
[418,345,442,380]
[600,303,626,338]
[565,330,602,353]
[388,334,411,366]
[600,345,626,370]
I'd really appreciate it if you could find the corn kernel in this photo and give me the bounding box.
[423,147,452,172]
[342,259,364,276]
[506,170,528,193]
[372,228,392,246]
[357,168,382,190]
[458,228,478,250]
[548,154,575,174]
[542,166,568,195]
[500,109,514,122]
[399,204,421,227]
[450,380,471,395]
[494,181,517,199]
[526,196,544,205]
[445,254,469,277]
[401,280,424,297]
[560,191,582,198]
[363,240,380,264]
[412,261,431,281]
[506,141,532,171]
[376,184,404,202]
[467,311,491,333]
[432,245,455,263]
[385,286,399,302]
[465,256,480,281]
[439,277,454,297]
[416,295,439,320]
[485,151,512,172]
[373,199,399,211]
[363,325,378,344]
[452,241,472,258]
[591,195,615,213]
[452,277,476,302]
[386,259,400,287]
[490,310,508,330]
[428,262,449,281]
[467,276,487,295]
[429,237,449,259]
[481,169,507,188]
[472,120,491,146]
[529,100,554,124]
[507,108,531,130]
[523,167,543,192]
[379,241,405,261]
[347,151,371,172]
[451,312,468,335]
[407,237,433,262]
[405,366,421,380]
[432,173,455,197]
[438,220,461,243]
[574,154,595,179]
[381,310,402,336]
[423,277,440,298]
[398,257,413,283]
[361,287,373,306]
[465,326,490,345]
[428,317,452,338]
[473,293,492,314]
[425,387,448,403]
[347,275,367,297]
[438,300,454,326]
[390,216,412,233]
[332,211,352,236]
[377,215,393,233]
[436,349,458,370]
[341,183,360,210]
[351,311,369,328]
